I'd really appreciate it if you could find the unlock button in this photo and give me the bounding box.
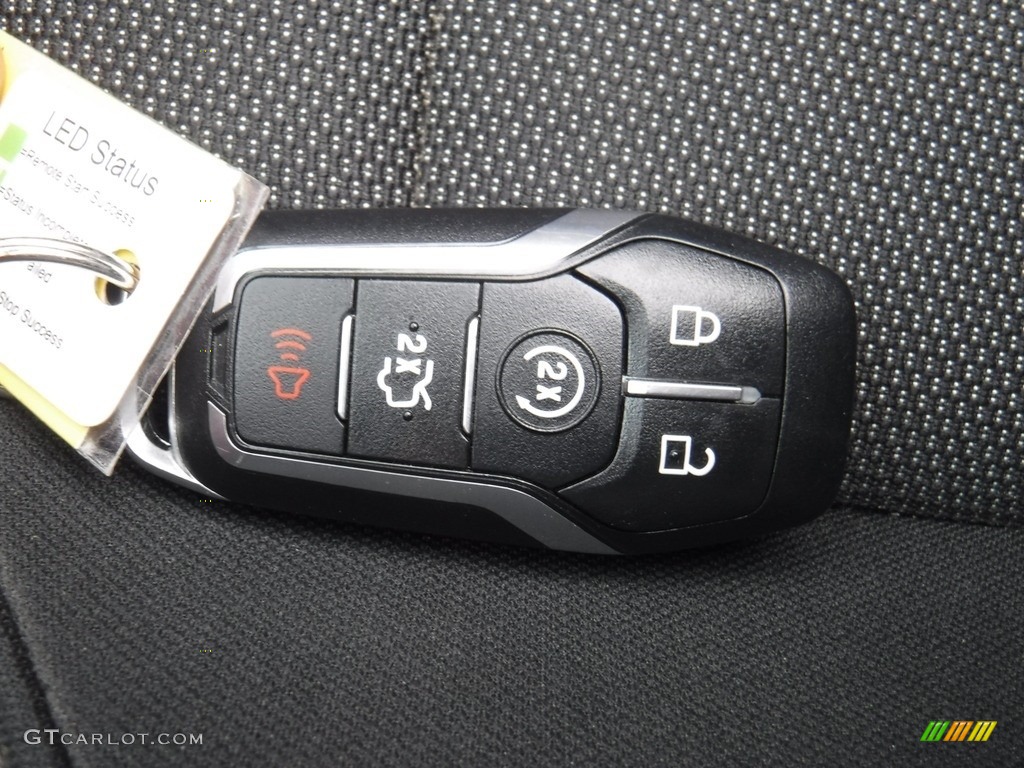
[562,398,782,532]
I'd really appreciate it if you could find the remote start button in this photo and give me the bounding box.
[498,331,599,432]
[472,274,623,488]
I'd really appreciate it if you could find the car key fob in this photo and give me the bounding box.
[129,208,855,554]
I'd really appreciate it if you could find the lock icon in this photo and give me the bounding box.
[670,305,721,347]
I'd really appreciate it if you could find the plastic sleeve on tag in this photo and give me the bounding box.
[82,173,269,473]
[0,31,269,474]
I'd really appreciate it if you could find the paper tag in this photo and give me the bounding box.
[0,32,268,471]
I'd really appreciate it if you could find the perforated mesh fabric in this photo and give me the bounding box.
[4,1,428,208]
[409,1,1024,525]
[4,1,1022,525]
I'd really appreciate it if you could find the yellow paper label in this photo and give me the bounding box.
[0,32,256,428]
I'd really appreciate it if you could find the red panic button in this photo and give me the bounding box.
[233,277,353,455]
[267,328,313,400]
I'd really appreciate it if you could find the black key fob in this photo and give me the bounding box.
[129,209,855,553]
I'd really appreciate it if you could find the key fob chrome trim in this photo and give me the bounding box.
[130,208,855,554]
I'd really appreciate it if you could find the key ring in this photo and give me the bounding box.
[0,237,139,399]
[0,237,139,291]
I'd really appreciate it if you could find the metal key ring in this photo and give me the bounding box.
[0,237,139,291]
[0,237,139,399]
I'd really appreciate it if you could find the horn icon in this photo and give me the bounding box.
[267,328,313,401]
[267,366,310,400]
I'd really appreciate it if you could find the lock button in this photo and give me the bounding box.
[577,239,786,396]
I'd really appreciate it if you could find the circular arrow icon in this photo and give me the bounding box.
[499,331,599,433]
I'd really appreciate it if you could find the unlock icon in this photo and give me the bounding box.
[659,434,716,477]
[670,305,721,347]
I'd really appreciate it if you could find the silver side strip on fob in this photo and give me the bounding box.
[126,425,224,499]
[462,316,480,436]
[125,369,224,500]
[212,209,643,312]
[337,314,354,421]
[623,377,762,404]
[206,403,617,555]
